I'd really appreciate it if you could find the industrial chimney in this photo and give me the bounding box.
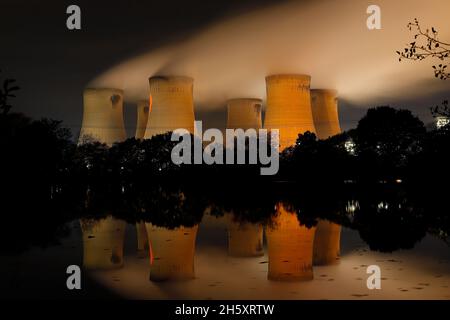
[135,100,150,139]
[265,204,316,281]
[264,74,316,151]
[227,98,263,130]
[311,89,341,140]
[144,76,195,139]
[145,223,198,281]
[79,88,126,146]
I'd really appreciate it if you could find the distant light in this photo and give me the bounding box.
[345,139,356,155]
[436,116,450,129]
[396,179,402,184]
[346,200,360,215]
[377,202,389,210]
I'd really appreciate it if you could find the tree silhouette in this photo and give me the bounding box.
[0,70,20,114]
[397,19,450,80]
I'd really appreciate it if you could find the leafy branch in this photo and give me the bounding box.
[0,69,20,114]
[397,18,450,80]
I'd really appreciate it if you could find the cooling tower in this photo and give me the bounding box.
[143,76,195,139]
[136,221,149,258]
[79,88,126,145]
[313,219,341,265]
[264,74,316,151]
[135,100,150,139]
[145,223,198,281]
[227,98,262,130]
[311,89,341,140]
[227,220,264,257]
[265,204,316,281]
[80,216,126,270]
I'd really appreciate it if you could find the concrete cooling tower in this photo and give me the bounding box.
[79,88,126,146]
[135,100,150,139]
[145,223,198,281]
[313,219,341,266]
[264,74,316,151]
[144,76,195,139]
[311,89,341,140]
[226,98,263,130]
[265,204,316,281]
[80,216,126,270]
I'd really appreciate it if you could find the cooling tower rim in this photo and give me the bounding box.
[84,87,124,95]
[227,98,263,104]
[265,74,311,82]
[149,75,194,83]
[311,89,338,96]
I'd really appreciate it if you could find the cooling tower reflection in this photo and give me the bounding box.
[227,219,264,257]
[80,216,126,270]
[266,204,316,281]
[145,223,199,281]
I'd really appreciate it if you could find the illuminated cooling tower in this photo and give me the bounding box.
[311,89,341,140]
[264,74,316,151]
[227,220,264,257]
[79,88,126,145]
[135,100,150,139]
[313,220,341,266]
[136,221,149,258]
[80,216,126,270]
[145,223,198,281]
[227,98,262,129]
[265,204,316,281]
[143,76,195,139]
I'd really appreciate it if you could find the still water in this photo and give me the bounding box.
[2,205,449,299]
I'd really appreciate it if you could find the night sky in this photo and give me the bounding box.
[1,0,449,138]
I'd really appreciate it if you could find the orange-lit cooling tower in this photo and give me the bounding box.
[311,89,341,140]
[226,98,263,130]
[264,75,316,151]
[265,204,316,281]
[135,100,150,139]
[79,88,126,146]
[80,216,126,270]
[313,220,341,265]
[143,76,195,139]
[145,223,198,281]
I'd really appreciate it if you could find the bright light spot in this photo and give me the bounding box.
[345,139,356,155]
[436,116,450,129]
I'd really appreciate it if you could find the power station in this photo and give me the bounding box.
[79,88,126,146]
[311,89,341,140]
[264,74,316,151]
[135,99,150,139]
[144,76,195,139]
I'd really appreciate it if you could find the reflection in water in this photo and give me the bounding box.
[80,216,126,270]
[136,221,149,258]
[227,217,264,257]
[145,223,198,281]
[266,204,316,281]
[313,220,341,266]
